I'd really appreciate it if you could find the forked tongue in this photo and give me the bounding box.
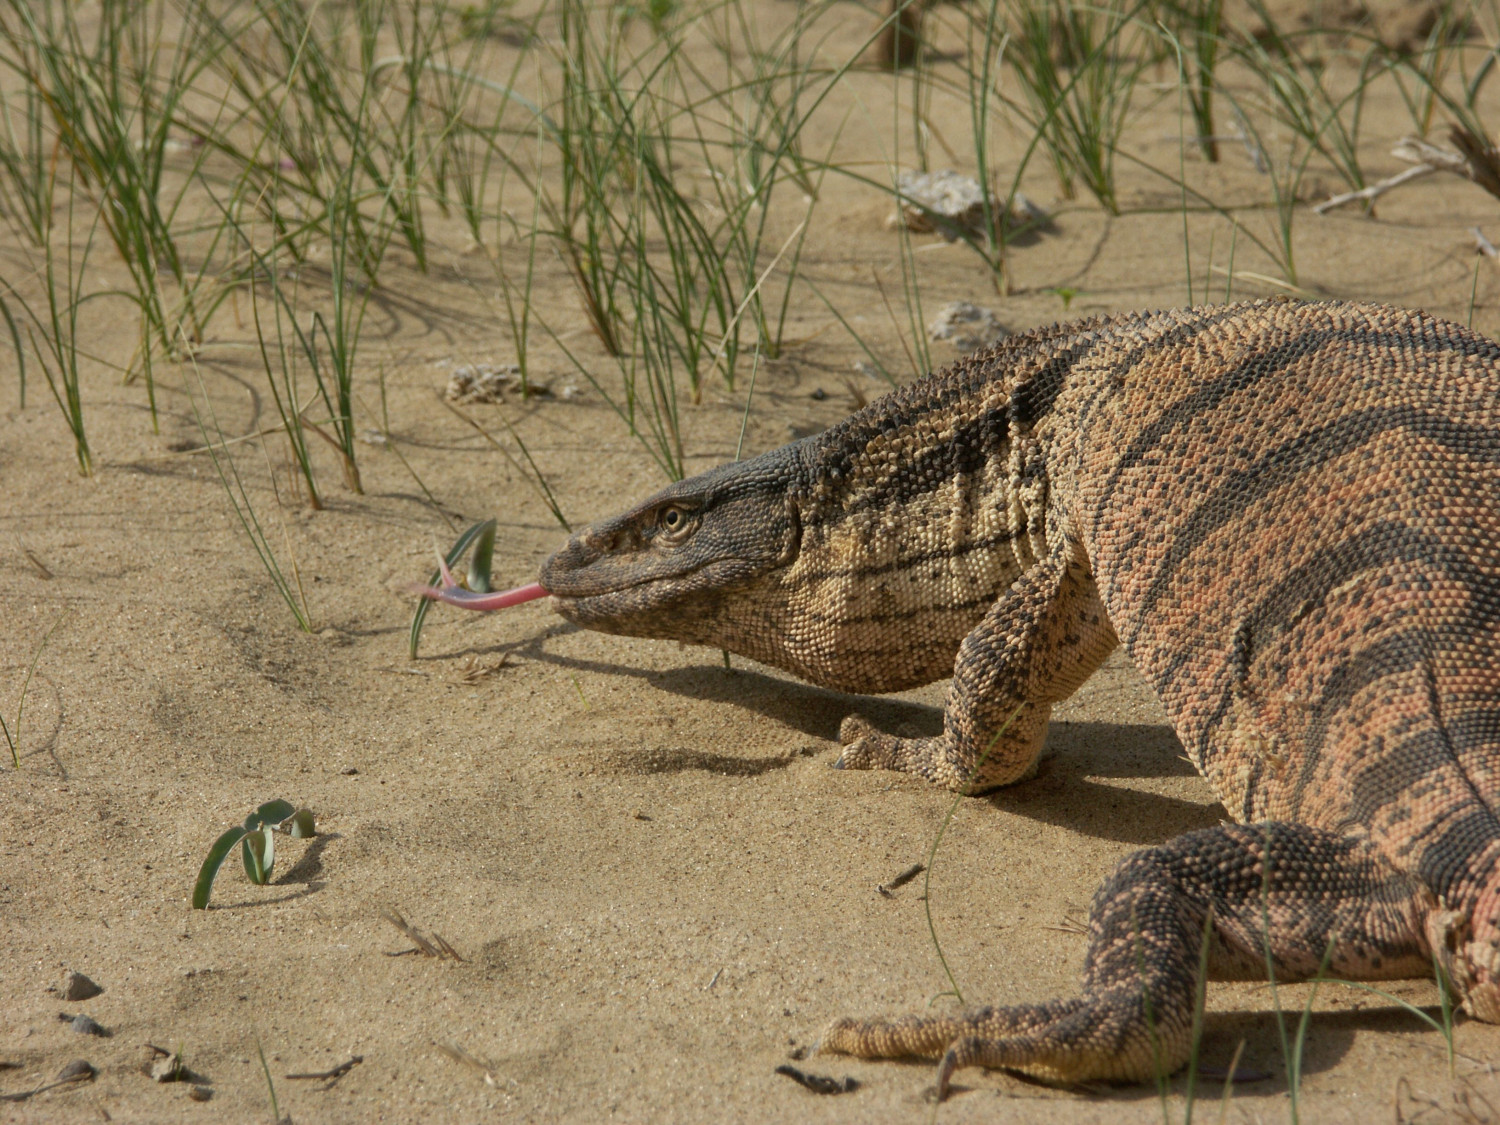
[411,556,549,612]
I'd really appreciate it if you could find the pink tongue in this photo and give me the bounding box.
[414,580,549,612]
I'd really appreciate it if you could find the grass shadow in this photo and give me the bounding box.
[273,833,338,885]
[210,881,326,910]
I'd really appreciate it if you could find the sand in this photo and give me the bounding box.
[3,0,1499,1119]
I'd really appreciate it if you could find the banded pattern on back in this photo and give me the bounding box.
[1052,303,1500,904]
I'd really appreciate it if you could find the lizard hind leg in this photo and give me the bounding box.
[821,822,1434,1094]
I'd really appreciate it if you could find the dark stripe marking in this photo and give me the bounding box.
[785,590,999,629]
[1068,305,1254,439]
[1088,320,1500,546]
[794,527,1023,584]
[1416,808,1500,902]
[1148,522,1499,702]
[1347,712,1500,828]
[1126,405,1500,648]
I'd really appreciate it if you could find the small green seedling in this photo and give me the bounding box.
[192,799,315,909]
[408,519,495,659]
[407,519,549,658]
[1044,286,1080,311]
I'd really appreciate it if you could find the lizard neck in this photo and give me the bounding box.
[767,329,1101,694]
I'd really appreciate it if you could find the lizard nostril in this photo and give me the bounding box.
[586,530,619,553]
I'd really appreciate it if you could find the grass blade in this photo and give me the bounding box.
[409,519,502,659]
[192,826,249,909]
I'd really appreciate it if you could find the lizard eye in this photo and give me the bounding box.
[656,504,693,539]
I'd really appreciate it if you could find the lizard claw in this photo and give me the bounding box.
[935,1044,962,1102]
[836,714,897,772]
[835,718,871,770]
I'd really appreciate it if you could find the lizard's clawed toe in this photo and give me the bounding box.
[835,715,883,771]
[838,714,877,745]
[834,742,873,770]
[834,715,950,778]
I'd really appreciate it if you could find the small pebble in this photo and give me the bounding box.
[61,972,102,1001]
[444,362,525,404]
[66,1014,108,1037]
[189,1085,213,1101]
[57,1060,95,1083]
[150,1054,184,1083]
[810,388,827,400]
[928,300,1006,353]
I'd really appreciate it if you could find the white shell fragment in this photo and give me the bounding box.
[889,170,1047,241]
[444,363,538,404]
[928,301,1007,353]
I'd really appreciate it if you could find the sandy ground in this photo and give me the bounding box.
[5,1,1500,1120]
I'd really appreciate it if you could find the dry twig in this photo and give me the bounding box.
[381,908,464,960]
[436,1042,500,1087]
[286,1055,363,1090]
[875,863,924,897]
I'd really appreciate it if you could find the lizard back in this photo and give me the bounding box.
[1047,301,1500,912]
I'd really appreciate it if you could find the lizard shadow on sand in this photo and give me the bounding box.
[517,632,1222,845]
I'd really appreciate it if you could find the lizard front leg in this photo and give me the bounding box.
[822,822,1435,1091]
[835,540,1117,792]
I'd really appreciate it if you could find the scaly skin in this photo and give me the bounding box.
[438,299,1500,1089]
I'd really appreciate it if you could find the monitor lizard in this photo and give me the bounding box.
[418,298,1500,1092]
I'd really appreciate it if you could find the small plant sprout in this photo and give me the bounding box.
[1045,286,1080,311]
[192,799,316,909]
[407,519,549,658]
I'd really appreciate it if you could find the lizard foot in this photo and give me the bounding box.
[1461,945,1500,1022]
[833,715,936,773]
[821,823,1438,1094]
[821,997,1176,1094]
[834,714,1042,791]
[1427,909,1500,1022]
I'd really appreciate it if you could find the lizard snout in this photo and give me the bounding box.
[575,516,642,558]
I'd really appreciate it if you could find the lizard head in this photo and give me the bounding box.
[540,452,804,656]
